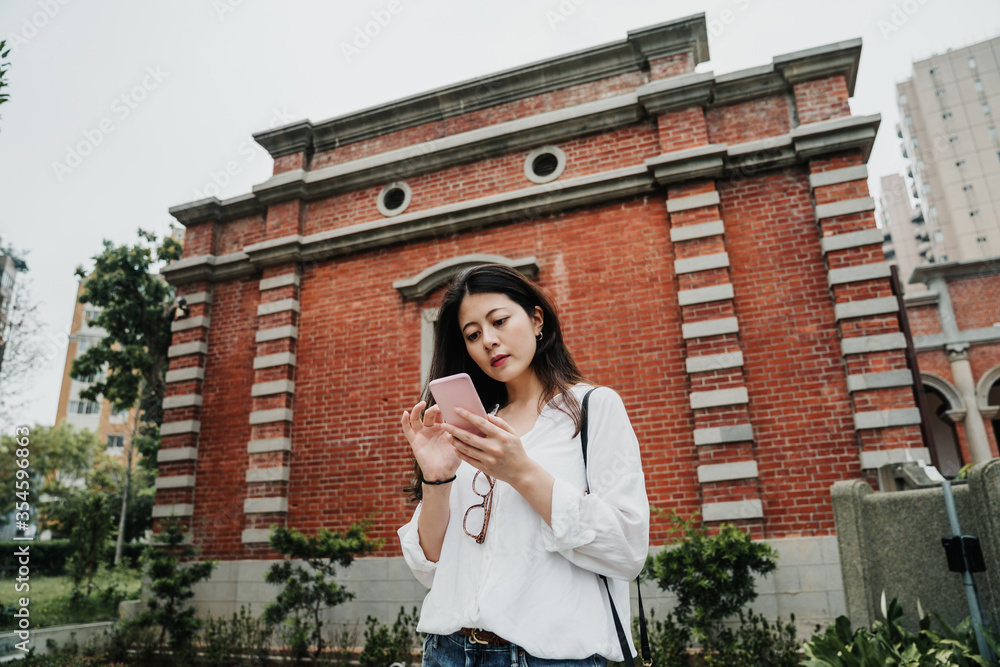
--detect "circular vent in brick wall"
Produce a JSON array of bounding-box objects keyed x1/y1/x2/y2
[
  {"x1": 524, "y1": 145, "x2": 566, "y2": 184},
  {"x1": 377, "y1": 182, "x2": 412, "y2": 217}
]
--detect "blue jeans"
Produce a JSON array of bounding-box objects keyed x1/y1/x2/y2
[{"x1": 422, "y1": 631, "x2": 608, "y2": 667}]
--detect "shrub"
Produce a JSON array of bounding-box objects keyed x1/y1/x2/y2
[
  {"x1": 803, "y1": 597, "x2": 999, "y2": 667},
  {"x1": 263, "y1": 522, "x2": 381, "y2": 662},
  {"x1": 358, "y1": 606, "x2": 420, "y2": 667},
  {"x1": 0, "y1": 540, "x2": 72, "y2": 575},
  {"x1": 201, "y1": 605, "x2": 274, "y2": 667}
]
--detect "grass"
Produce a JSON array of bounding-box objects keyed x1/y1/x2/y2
[{"x1": 0, "y1": 566, "x2": 142, "y2": 630}]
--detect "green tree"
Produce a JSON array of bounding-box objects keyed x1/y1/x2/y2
[
  {"x1": 137, "y1": 519, "x2": 217, "y2": 662},
  {"x1": 264, "y1": 523, "x2": 382, "y2": 661},
  {"x1": 66, "y1": 492, "x2": 116, "y2": 599},
  {"x1": 71, "y1": 228, "x2": 183, "y2": 427},
  {"x1": 0, "y1": 242, "x2": 42, "y2": 429},
  {"x1": 0, "y1": 422, "x2": 102, "y2": 533}
]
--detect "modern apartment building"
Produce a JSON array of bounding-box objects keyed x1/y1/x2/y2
[
  {"x1": 878, "y1": 173, "x2": 928, "y2": 292},
  {"x1": 54, "y1": 280, "x2": 139, "y2": 457},
  {"x1": 894, "y1": 36, "x2": 1000, "y2": 268}
]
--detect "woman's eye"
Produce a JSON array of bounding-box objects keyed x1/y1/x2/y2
[
  {"x1": 467, "y1": 331, "x2": 480, "y2": 342},
  {"x1": 494, "y1": 317, "x2": 508, "y2": 327}
]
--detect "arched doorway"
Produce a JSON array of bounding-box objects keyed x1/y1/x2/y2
[{"x1": 920, "y1": 374, "x2": 964, "y2": 478}]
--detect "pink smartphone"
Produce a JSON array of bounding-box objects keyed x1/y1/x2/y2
[{"x1": 428, "y1": 373, "x2": 490, "y2": 436}]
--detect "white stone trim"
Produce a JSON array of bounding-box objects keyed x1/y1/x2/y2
[
  {"x1": 181, "y1": 291, "x2": 212, "y2": 305},
  {"x1": 171, "y1": 316, "x2": 211, "y2": 332},
  {"x1": 814, "y1": 196, "x2": 875, "y2": 220},
  {"x1": 247, "y1": 437, "x2": 292, "y2": 453},
  {"x1": 666, "y1": 191, "x2": 720, "y2": 213},
  {"x1": 152, "y1": 503, "x2": 194, "y2": 518},
  {"x1": 834, "y1": 297, "x2": 899, "y2": 321},
  {"x1": 690, "y1": 387, "x2": 749, "y2": 409},
  {"x1": 155, "y1": 475, "x2": 196, "y2": 489},
  {"x1": 670, "y1": 219, "x2": 724, "y2": 242},
  {"x1": 702, "y1": 499, "x2": 763, "y2": 521},
  {"x1": 820, "y1": 229, "x2": 884, "y2": 254},
  {"x1": 694, "y1": 424, "x2": 754, "y2": 445},
  {"x1": 259, "y1": 273, "x2": 300, "y2": 291},
  {"x1": 157, "y1": 447, "x2": 198, "y2": 462},
  {"x1": 841, "y1": 333, "x2": 907, "y2": 355},
  {"x1": 252, "y1": 380, "x2": 295, "y2": 397},
  {"x1": 682, "y1": 317, "x2": 739, "y2": 340},
  {"x1": 242, "y1": 529, "x2": 272, "y2": 544},
  {"x1": 828, "y1": 262, "x2": 891, "y2": 286},
  {"x1": 162, "y1": 394, "x2": 203, "y2": 409},
  {"x1": 678, "y1": 283, "x2": 734, "y2": 306},
  {"x1": 161, "y1": 420, "x2": 201, "y2": 436},
  {"x1": 675, "y1": 252, "x2": 730, "y2": 275},
  {"x1": 853, "y1": 408, "x2": 922, "y2": 430},
  {"x1": 697, "y1": 461, "x2": 759, "y2": 483},
  {"x1": 846, "y1": 370, "x2": 914, "y2": 392},
  {"x1": 808, "y1": 164, "x2": 868, "y2": 189},
  {"x1": 859, "y1": 447, "x2": 931, "y2": 469},
  {"x1": 686, "y1": 351, "x2": 744, "y2": 374},
  {"x1": 257, "y1": 299, "x2": 300, "y2": 317},
  {"x1": 244, "y1": 497, "x2": 288, "y2": 514},
  {"x1": 166, "y1": 367, "x2": 205, "y2": 384},
  {"x1": 249, "y1": 408, "x2": 293, "y2": 425},
  {"x1": 246, "y1": 467, "x2": 291, "y2": 483},
  {"x1": 524, "y1": 145, "x2": 567, "y2": 184},
  {"x1": 256, "y1": 325, "x2": 299, "y2": 343},
  {"x1": 168, "y1": 342, "x2": 208, "y2": 358},
  {"x1": 253, "y1": 353, "x2": 296, "y2": 369}
]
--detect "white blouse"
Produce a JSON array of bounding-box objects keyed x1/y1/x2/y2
[{"x1": 397, "y1": 385, "x2": 649, "y2": 661}]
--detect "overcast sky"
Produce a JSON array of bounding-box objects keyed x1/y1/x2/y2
[{"x1": 2, "y1": 0, "x2": 998, "y2": 431}]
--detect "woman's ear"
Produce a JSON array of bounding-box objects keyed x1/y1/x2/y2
[{"x1": 533, "y1": 306, "x2": 544, "y2": 332}]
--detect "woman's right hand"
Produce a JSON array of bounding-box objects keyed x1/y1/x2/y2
[{"x1": 401, "y1": 401, "x2": 460, "y2": 483}]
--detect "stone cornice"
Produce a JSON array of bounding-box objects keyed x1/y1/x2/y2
[
  {"x1": 162, "y1": 166, "x2": 654, "y2": 285},
  {"x1": 772, "y1": 38, "x2": 862, "y2": 96},
  {"x1": 253, "y1": 14, "x2": 709, "y2": 158},
  {"x1": 910, "y1": 257, "x2": 1000, "y2": 284},
  {"x1": 168, "y1": 193, "x2": 265, "y2": 226},
  {"x1": 791, "y1": 113, "x2": 881, "y2": 163}
]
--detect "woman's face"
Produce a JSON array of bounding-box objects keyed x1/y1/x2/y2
[{"x1": 457, "y1": 291, "x2": 543, "y2": 385}]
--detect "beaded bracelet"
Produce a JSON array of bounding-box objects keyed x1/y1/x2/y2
[{"x1": 423, "y1": 475, "x2": 457, "y2": 485}]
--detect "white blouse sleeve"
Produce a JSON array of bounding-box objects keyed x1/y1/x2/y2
[
  {"x1": 397, "y1": 501, "x2": 437, "y2": 588},
  {"x1": 540, "y1": 388, "x2": 649, "y2": 581}
]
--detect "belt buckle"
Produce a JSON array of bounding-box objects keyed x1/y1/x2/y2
[{"x1": 469, "y1": 628, "x2": 489, "y2": 645}]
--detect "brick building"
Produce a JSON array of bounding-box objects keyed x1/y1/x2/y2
[
  {"x1": 156, "y1": 14, "x2": 975, "y2": 628},
  {"x1": 905, "y1": 259, "x2": 1000, "y2": 477}
]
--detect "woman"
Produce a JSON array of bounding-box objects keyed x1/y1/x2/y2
[{"x1": 397, "y1": 264, "x2": 648, "y2": 667}]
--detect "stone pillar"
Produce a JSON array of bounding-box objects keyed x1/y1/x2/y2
[
  {"x1": 810, "y1": 155, "x2": 926, "y2": 471},
  {"x1": 156, "y1": 286, "x2": 213, "y2": 533},
  {"x1": 241, "y1": 267, "x2": 300, "y2": 552}
]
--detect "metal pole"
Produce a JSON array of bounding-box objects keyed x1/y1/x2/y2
[{"x1": 941, "y1": 481, "x2": 994, "y2": 662}]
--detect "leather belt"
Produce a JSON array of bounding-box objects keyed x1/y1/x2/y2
[{"x1": 458, "y1": 628, "x2": 510, "y2": 646}]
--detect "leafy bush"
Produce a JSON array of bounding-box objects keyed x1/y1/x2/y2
[
  {"x1": 358, "y1": 606, "x2": 420, "y2": 667},
  {"x1": 803, "y1": 597, "x2": 999, "y2": 667},
  {"x1": 263, "y1": 522, "x2": 381, "y2": 662},
  {"x1": 201, "y1": 605, "x2": 274, "y2": 667},
  {"x1": 643, "y1": 512, "x2": 800, "y2": 665},
  {"x1": 0, "y1": 539, "x2": 73, "y2": 575}
]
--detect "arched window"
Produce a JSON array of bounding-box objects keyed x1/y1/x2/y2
[
  {"x1": 975, "y1": 365, "x2": 1000, "y2": 451},
  {"x1": 920, "y1": 374, "x2": 964, "y2": 478}
]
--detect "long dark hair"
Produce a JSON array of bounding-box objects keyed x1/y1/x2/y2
[{"x1": 405, "y1": 264, "x2": 586, "y2": 501}]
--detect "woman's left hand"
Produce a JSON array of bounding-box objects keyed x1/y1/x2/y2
[{"x1": 441, "y1": 408, "x2": 530, "y2": 484}]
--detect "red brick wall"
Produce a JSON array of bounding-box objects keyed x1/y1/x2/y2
[
  {"x1": 793, "y1": 76, "x2": 851, "y2": 125},
  {"x1": 907, "y1": 304, "x2": 942, "y2": 337},
  {"x1": 705, "y1": 94, "x2": 795, "y2": 146},
  {"x1": 306, "y1": 71, "x2": 651, "y2": 172},
  {"x1": 721, "y1": 168, "x2": 859, "y2": 537},
  {"x1": 302, "y1": 122, "x2": 660, "y2": 236},
  {"x1": 950, "y1": 276, "x2": 1000, "y2": 331}
]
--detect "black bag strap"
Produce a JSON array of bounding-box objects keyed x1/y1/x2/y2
[{"x1": 580, "y1": 388, "x2": 651, "y2": 667}]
